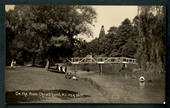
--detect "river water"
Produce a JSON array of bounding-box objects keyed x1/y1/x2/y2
[{"x1": 71, "y1": 64, "x2": 165, "y2": 104}]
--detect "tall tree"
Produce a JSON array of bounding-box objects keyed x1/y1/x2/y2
[
  {"x1": 135, "y1": 6, "x2": 166, "y2": 79},
  {"x1": 110, "y1": 18, "x2": 135, "y2": 57}
]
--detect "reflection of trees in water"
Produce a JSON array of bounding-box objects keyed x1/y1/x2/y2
[{"x1": 139, "y1": 82, "x2": 145, "y2": 89}]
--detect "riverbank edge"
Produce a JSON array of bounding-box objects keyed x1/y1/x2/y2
[{"x1": 80, "y1": 76, "x2": 114, "y2": 103}]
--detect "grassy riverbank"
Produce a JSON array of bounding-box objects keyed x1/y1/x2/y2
[{"x1": 5, "y1": 66, "x2": 108, "y2": 103}]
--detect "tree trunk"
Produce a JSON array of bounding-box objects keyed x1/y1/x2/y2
[
  {"x1": 45, "y1": 57, "x2": 50, "y2": 71},
  {"x1": 32, "y1": 53, "x2": 36, "y2": 66}
]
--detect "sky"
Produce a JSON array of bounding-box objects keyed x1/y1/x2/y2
[
  {"x1": 5, "y1": 5, "x2": 15, "y2": 11},
  {"x1": 5, "y1": 5, "x2": 138, "y2": 41},
  {"x1": 90, "y1": 6, "x2": 138, "y2": 40}
]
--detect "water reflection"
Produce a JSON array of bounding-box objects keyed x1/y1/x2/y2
[
  {"x1": 78, "y1": 68, "x2": 165, "y2": 103},
  {"x1": 139, "y1": 82, "x2": 145, "y2": 89}
]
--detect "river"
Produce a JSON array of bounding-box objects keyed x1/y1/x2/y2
[{"x1": 68, "y1": 64, "x2": 165, "y2": 103}]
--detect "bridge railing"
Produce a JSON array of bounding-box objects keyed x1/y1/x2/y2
[{"x1": 68, "y1": 56, "x2": 137, "y2": 64}]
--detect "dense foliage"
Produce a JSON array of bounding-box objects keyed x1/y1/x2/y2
[
  {"x1": 87, "y1": 18, "x2": 138, "y2": 58},
  {"x1": 135, "y1": 6, "x2": 166, "y2": 79},
  {"x1": 6, "y1": 5, "x2": 96, "y2": 66}
]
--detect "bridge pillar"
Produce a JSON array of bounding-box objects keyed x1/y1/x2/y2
[
  {"x1": 125, "y1": 64, "x2": 127, "y2": 68},
  {"x1": 99, "y1": 64, "x2": 103, "y2": 75},
  {"x1": 74, "y1": 64, "x2": 77, "y2": 75}
]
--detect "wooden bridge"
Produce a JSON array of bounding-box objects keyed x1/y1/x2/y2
[{"x1": 67, "y1": 55, "x2": 137, "y2": 65}]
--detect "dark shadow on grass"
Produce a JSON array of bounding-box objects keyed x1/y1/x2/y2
[
  {"x1": 48, "y1": 68, "x2": 65, "y2": 74},
  {"x1": 6, "y1": 89, "x2": 91, "y2": 104}
]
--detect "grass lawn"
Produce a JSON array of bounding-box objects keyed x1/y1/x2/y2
[{"x1": 5, "y1": 66, "x2": 108, "y2": 103}]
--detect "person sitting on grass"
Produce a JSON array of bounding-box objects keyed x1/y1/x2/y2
[
  {"x1": 72, "y1": 75, "x2": 78, "y2": 80},
  {"x1": 56, "y1": 64, "x2": 59, "y2": 71},
  {"x1": 65, "y1": 72, "x2": 72, "y2": 79},
  {"x1": 62, "y1": 66, "x2": 65, "y2": 73},
  {"x1": 10, "y1": 59, "x2": 16, "y2": 69},
  {"x1": 58, "y1": 65, "x2": 61, "y2": 72}
]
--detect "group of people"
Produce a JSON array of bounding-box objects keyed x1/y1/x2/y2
[
  {"x1": 56, "y1": 64, "x2": 67, "y2": 73},
  {"x1": 55, "y1": 64, "x2": 78, "y2": 80}
]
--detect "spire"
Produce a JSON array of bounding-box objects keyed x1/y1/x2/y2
[{"x1": 99, "y1": 25, "x2": 105, "y2": 38}]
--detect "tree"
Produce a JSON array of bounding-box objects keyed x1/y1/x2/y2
[
  {"x1": 6, "y1": 25, "x2": 16, "y2": 65},
  {"x1": 109, "y1": 18, "x2": 136, "y2": 57},
  {"x1": 88, "y1": 38, "x2": 100, "y2": 56},
  {"x1": 135, "y1": 6, "x2": 166, "y2": 80},
  {"x1": 73, "y1": 39, "x2": 89, "y2": 57},
  {"x1": 87, "y1": 19, "x2": 138, "y2": 58},
  {"x1": 121, "y1": 39, "x2": 137, "y2": 58},
  {"x1": 6, "y1": 5, "x2": 97, "y2": 66},
  {"x1": 107, "y1": 26, "x2": 117, "y2": 35}
]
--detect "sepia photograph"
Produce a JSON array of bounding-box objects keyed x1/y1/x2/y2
[{"x1": 5, "y1": 5, "x2": 166, "y2": 104}]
